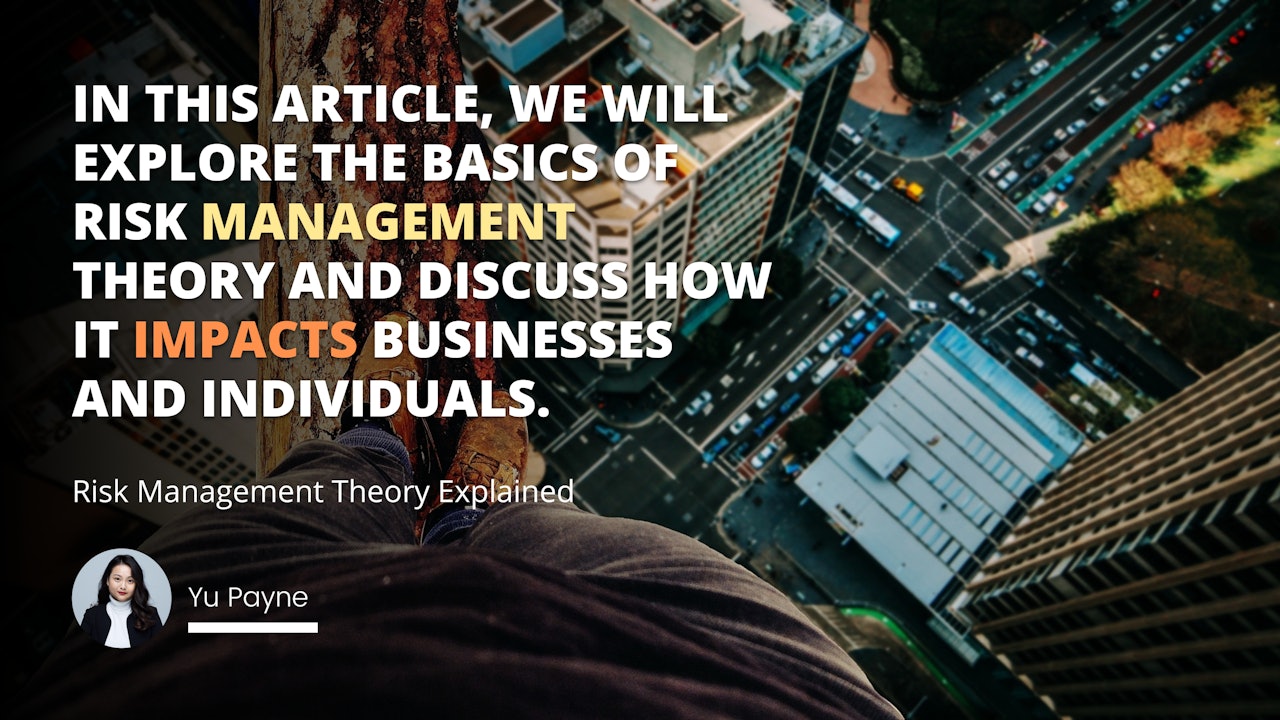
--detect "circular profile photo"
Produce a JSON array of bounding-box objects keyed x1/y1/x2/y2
[{"x1": 71, "y1": 549, "x2": 173, "y2": 649}]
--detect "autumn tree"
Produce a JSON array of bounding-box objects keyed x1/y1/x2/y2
[
  {"x1": 1110, "y1": 159, "x2": 1175, "y2": 212},
  {"x1": 1150, "y1": 122, "x2": 1213, "y2": 174},
  {"x1": 1233, "y1": 83, "x2": 1279, "y2": 131},
  {"x1": 1188, "y1": 101, "x2": 1245, "y2": 141}
]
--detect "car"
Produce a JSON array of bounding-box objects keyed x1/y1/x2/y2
[
  {"x1": 1015, "y1": 346, "x2": 1046, "y2": 370},
  {"x1": 1211, "y1": 0, "x2": 1229, "y2": 12},
  {"x1": 948, "y1": 291, "x2": 977, "y2": 315},
  {"x1": 786, "y1": 356, "x2": 815, "y2": 382},
  {"x1": 1033, "y1": 306, "x2": 1064, "y2": 332},
  {"x1": 977, "y1": 248, "x2": 1006, "y2": 269},
  {"x1": 1090, "y1": 353, "x2": 1120, "y2": 380},
  {"x1": 1021, "y1": 267, "x2": 1045, "y2": 288},
  {"x1": 593, "y1": 423, "x2": 623, "y2": 444},
  {"x1": 780, "y1": 453, "x2": 804, "y2": 479},
  {"x1": 854, "y1": 168, "x2": 883, "y2": 192},
  {"x1": 1149, "y1": 44, "x2": 1173, "y2": 62},
  {"x1": 1189, "y1": 63, "x2": 1207, "y2": 80},
  {"x1": 1135, "y1": 118, "x2": 1157, "y2": 140},
  {"x1": 1041, "y1": 131, "x2": 1066, "y2": 153},
  {"x1": 1089, "y1": 95, "x2": 1110, "y2": 112},
  {"x1": 1054, "y1": 174, "x2": 1076, "y2": 193},
  {"x1": 1027, "y1": 170, "x2": 1049, "y2": 188},
  {"x1": 1021, "y1": 152, "x2": 1045, "y2": 171},
  {"x1": 701, "y1": 437, "x2": 730, "y2": 464},
  {"x1": 817, "y1": 328, "x2": 845, "y2": 354},
  {"x1": 840, "y1": 331, "x2": 869, "y2": 357},
  {"x1": 843, "y1": 307, "x2": 868, "y2": 329},
  {"x1": 1152, "y1": 93, "x2": 1173, "y2": 110},
  {"x1": 755, "y1": 387, "x2": 779, "y2": 411},
  {"x1": 778, "y1": 392, "x2": 802, "y2": 415},
  {"x1": 1066, "y1": 118, "x2": 1087, "y2": 135},
  {"x1": 1014, "y1": 310, "x2": 1038, "y2": 328},
  {"x1": 729, "y1": 412, "x2": 754, "y2": 435},
  {"x1": 935, "y1": 261, "x2": 967, "y2": 286},
  {"x1": 1130, "y1": 62, "x2": 1151, "y2": 80},
  {"x1": 874, "y1": 332, "x2": 896, "y2": 350},
  {"x1": 1031, "y1": 191, "x2": 1059, "y2": 216},
  {"x1": 1029, "y1": 59, "x2": 1050, "y2": 77},
  {"x1": 985, "y1": 91, "x2": 1009, "y2": 110},
  {"x1": 1170, "y1": 76, "x2": 1193, "y2": 95},
  {"x1": 997, "y1": 169, "x2": 1021, "y2": 191},
  {"x1": 684, "y1": 390, "x2": 713, "y2": 416},
  {"x1": 1110, "y1": 0, "x2": 1130, "y2": 13},
  {"x1": 866, "y1": 287, "x2": 889, "y2": 306},
  {"x1": 824, "y1": 287, "x2": 849, "y2": 309},
  {"x1": 1015, "y1": 327, "x2": 1039, "y2": 347},
  {"x1": 837, "y1": 123, "x2": 864, "y2": 145},
  {"x1": 1228, "y1": 27, "x2": 1247, "y2": 45},
  {"x1": 1175, "y1": 25, "x2": 1195, "y2": 43},
  {"x1": 728, "y1": 441, "x2": 752, "y2": 462},
  {"x1": 1006, "y1": 77, "x2": 1028, "y2": 95},
  {"x1": 753, "y1": 414, "x2": 778, "y2": 438},
  {"x1": 1050, "y1": 340, "x2": 1088, "y2": 362},
  {"x1": 908, "y1": 298, "x2": 939, "y2": 314},
  {"x1": 750, "y1": 440, "x2": 782, "y2": 470},
  {"x1": 986, "y1": 159, "x2": 1012, "y2": 181}
]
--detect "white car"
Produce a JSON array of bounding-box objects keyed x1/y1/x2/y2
[
  {"x1": 908, "y1": 299, "x2": 939, "y2": 314},
  {"x1": 729, "y1": 412, "x2": 754, "y2": 435},
  {"x1": 684, "y1": 390, "x2": 713, "y2": 417},
  {"x1": 1029, "y1": 59, "x2": 1050, "y2": 77},
  {"x1": 1033, "y1": 307, "x2": 1065, "y2": 332},
  {"x1": 948, "y1": 291, "x2": 977, "y2": 315},
  {"x1": 1111, "y1": 0, "x2": 1130, "y2": 13},
  {"x1": 837, "y1": 123, "x2": 864, "y2": 145},
  {"x1": 1015, "y1": 327, "x2": 1039, "y2": 347},
  {"x1": 1211, "y1": 0, "x2": 1230, "y2": 12},
  {"x1": 1066, "y1": 118, "x2": 1087, "y2": 135},
  {"x1": 843, "y1": 308, "x2": 869, "y2": 329},
  {"x1": 1130, "y1": 63, "x2": 1151, "y2": 80},
  {"x1": 1015, "y1": 346, "x2": 1045, "y2": 370},
  {"x1": 987, "y1": 159, "x2": 1012, "y2": 181},
  {"x1": 786, "y1": 356, "x2": 815, "y2": 382},
  {"x1": 997, "y1": 169, "x2": 1021, "y2": 191},
  {"x1": 1031, "y1": 191, "x2": 1059, "y2": 216},
  {"x1": 1150, "y1": 44, "x2": 1173, "y2": 62},
  {"x1": 755, "y1": 387, "x2": 779, "y2": 411},
  {"x1": 854, "y1": 168, "x2": 883, "y2": 192},
  {"x1": 751, "y1": 440, "x2": 782, "y2": 470},
  {"x1": 817, "y1": 329, "x2": 845, "y2": 354},
  {"x1": 1170, "y1": 76, "x2": 1193, "y2": 95}
]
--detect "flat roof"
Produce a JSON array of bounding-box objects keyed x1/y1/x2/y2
[{"x1": 796, "y1": 323, "x2": 1084, "y2": 607}]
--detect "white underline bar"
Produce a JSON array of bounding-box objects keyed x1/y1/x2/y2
[{"x1": 188, "y1": 622, "x2": 318, "y2": 634}]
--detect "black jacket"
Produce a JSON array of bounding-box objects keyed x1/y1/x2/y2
[{"x1": 80, "y1": 603, "x2": 162, "y2": 648}]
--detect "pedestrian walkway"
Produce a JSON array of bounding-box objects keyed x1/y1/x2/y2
[{"x1": 847, "y1": 0, "x2": 911, "y2": 117}]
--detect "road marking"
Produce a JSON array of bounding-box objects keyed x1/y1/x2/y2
[{"x1": 641, "y1": 446, "x2": 676, "y2": 480}]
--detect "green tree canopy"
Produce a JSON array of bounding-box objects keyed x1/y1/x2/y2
[
  {"x1": 820, "y1": 377, "x2": 867, "y2": 428},
  {"x1": 785, "y1": 415, "x2": 831, "y2": 457}
]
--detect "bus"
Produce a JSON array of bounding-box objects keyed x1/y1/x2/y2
[{"x1": 817, "y1": 173, "x2": 901, "y2": 248}]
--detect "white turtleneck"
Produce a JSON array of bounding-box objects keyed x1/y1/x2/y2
[{"x1": 104, "y1": 598, "x2": 132, "y2": 649}]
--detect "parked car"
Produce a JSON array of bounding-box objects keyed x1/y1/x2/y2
[
  {"x1": 1006, "y1": 77, "x2": 1028, "y2": 95},
  {"x1": 1175, "y1": 25, "x2": 1195, "y2": 43},
  {"x1": 844, "y1": 307, "x2": 868, "y2": 329},
  {"x1": 1130, "y1": 62, "x2": 1151, "y2": 80},
  {"x1": 1152, "y1": 93, "x2": 1173, "y2": 110},
  {"x1": 1031, "y1": 191, "x2": 1059, "y2": 216},
  {"x1": 1089, "y1": 95, "x2": 1110, "y2": 112},
  {"x1": 1015, "y1": 327, "x2": 1039, "y2": 347},
  {"x1": 593, "y1": 423, "x2": 623, "y2": 444},
  {"x1": 1029, "y1": 59, "x2": 1050, "y2": 77},
  {"x1": 1111, "y1": 0, "x2": 1130, "y2": 14},
  {"x1": 854, "y1": 168, "x2": 883, "y2": 192},
  {"x1": 1027, "y1": 170, "x2": 1049, "y2": 188},
  {"x1": 985, "y1": 91, "x2": 1009, "y2": 109},
  {"x1": 1054, "y1": 174, "x2": 1076, "y2": 193},
  {"x1": 729, "y1": 412, "x2": 753, "y2": 436},
  {"x1": 817, "y1": 328, "x2": 845, "y2": 354},
  {"x1": 778, "y1": 392, "x2": 803, "y2": 415},
  {"x1": 866, "y1": 287, "x2": 889, "y2": 306},
  {"x1": 837, "y1": 123, "x2": 864, "y2": 145},
  {"x1": 1170, "y1": 76, "x2": 1194, "y2": 95},
  {"x1": 1015, "y1": 346, "x2": 1046, "y2": 370},
  {"x1": 1014, "y1": 310, "x2": 1038, "y2": 328},
  {"x1": 702, "y1": 437, "x2": 730, "y2": 464},
  {"x1": 786, "y1": 356, "x2": 815, "y2": 382},
  {"x1": 1021, "y1": 267, "x2": 1045, "y2": 288},
  {"x1": 1041, "y1": 128, "x2": 1069, "y2": 152},
  {"x1": 1150, "y1": 43, "x2": 1173, "y2": 62},
  {"x1": 684, "y1": 390, "x2": 713, "y2": 416},
  {"x1": 948, "y1": 291, "x2": 977, "y2": 315},
  {"x1": 908, "y1": 298, "x2": 939, "y2": 314},
  {"x1": 935, "y1": 261, "x2": 967, "y2": 286},
  {"x1": 1090, "y1": 353, "x2": 1120, "y2": 380},
  {"x1": 1033, "y1": 306, "x2": 1065, "y2": 332},
  {"x1": 753, "y1": 414, "x2": 778, "y2": 439},
  {"x1": 824, "y1": 286, "x2": 850, "y2": 309},
  {"x1": 986, "y1": 158, "x2": 1012, "y2": 180},
  {"x1": 997, "y1": 169, "x2": 1021, "y2": 191},
  {"x1": 1066, "y1": 118, "x2": 1087, "y2": 135},
  {"x1": 1021, "y1": 152, "x2": 1046, "y2": 171},
  {"x1": 750, "y1": 440, "x2": 782, "y2": 470},
  {"x1": 755, "y1": 387, "x2": 779, "y2": 411}
]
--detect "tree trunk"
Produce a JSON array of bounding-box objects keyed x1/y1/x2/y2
[{"x1": 257, "y1": 0, "x2": 492, "y2": 475}]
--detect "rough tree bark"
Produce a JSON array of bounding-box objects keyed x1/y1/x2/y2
[{"x1": 257, "y1": 0, "x2": 493, "y2": 475}]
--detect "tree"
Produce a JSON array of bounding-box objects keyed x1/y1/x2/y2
[
  {"x1": 1188, "y1": 101, "x2": 1245, "y2": 141},
  {"x1": 785, "y1": 415, "x2": 831, "y2": 457},
  {"x1": 1233, "y1": 84, "x2": 1279, "y2": 131},
  {"x1": 692, "y1": 324, "x2": 733, "y2": 364},
  {"x1": 1110, "y1": 159, "x2": 1175, "y2": 212},
  {"x1": 259, "y1": 1, "x2": 495, "y2": 474},
  {"x1": 861, "y1": 347, "x2": 892, "y2": 385},
  {"x1": 820, "y1": 377, "x2": 867, "y2": 427},
  {"x1": 1150, "y1": 122, "x2": 1213, "y2": 174},
  {"x1": 763, "y1": 248, "x2": 804, "y2": 301},
  {"x1": 1174, "y1": 166, "x2": 1209, "y2": 195},
  {"x1": 1211, "y1": 134, "x2": 1251, "y2": 165}
]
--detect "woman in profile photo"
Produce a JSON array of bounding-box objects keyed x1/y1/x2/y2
[{"x1": 80, "y1": 555, "x2": 162, "y2": 649}]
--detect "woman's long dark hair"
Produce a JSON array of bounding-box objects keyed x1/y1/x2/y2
[{"x1": 97, "y1": 554, "x2": 160, "y2": 632}]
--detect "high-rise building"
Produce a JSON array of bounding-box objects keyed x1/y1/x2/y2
[
  {"x1": 459, "y1": 0, "x2": 866, "y2": 373},
  {"x1": 954, "y1": 334, "x2": 1280, "y2": 718}
]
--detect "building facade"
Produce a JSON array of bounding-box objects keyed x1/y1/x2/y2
[
  {"x1": 459, "y1": 0, "x2": 866, "y2": 372},
  {"x1": 955, "y1": 334, "x2": 1280, "y2": 718}
]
